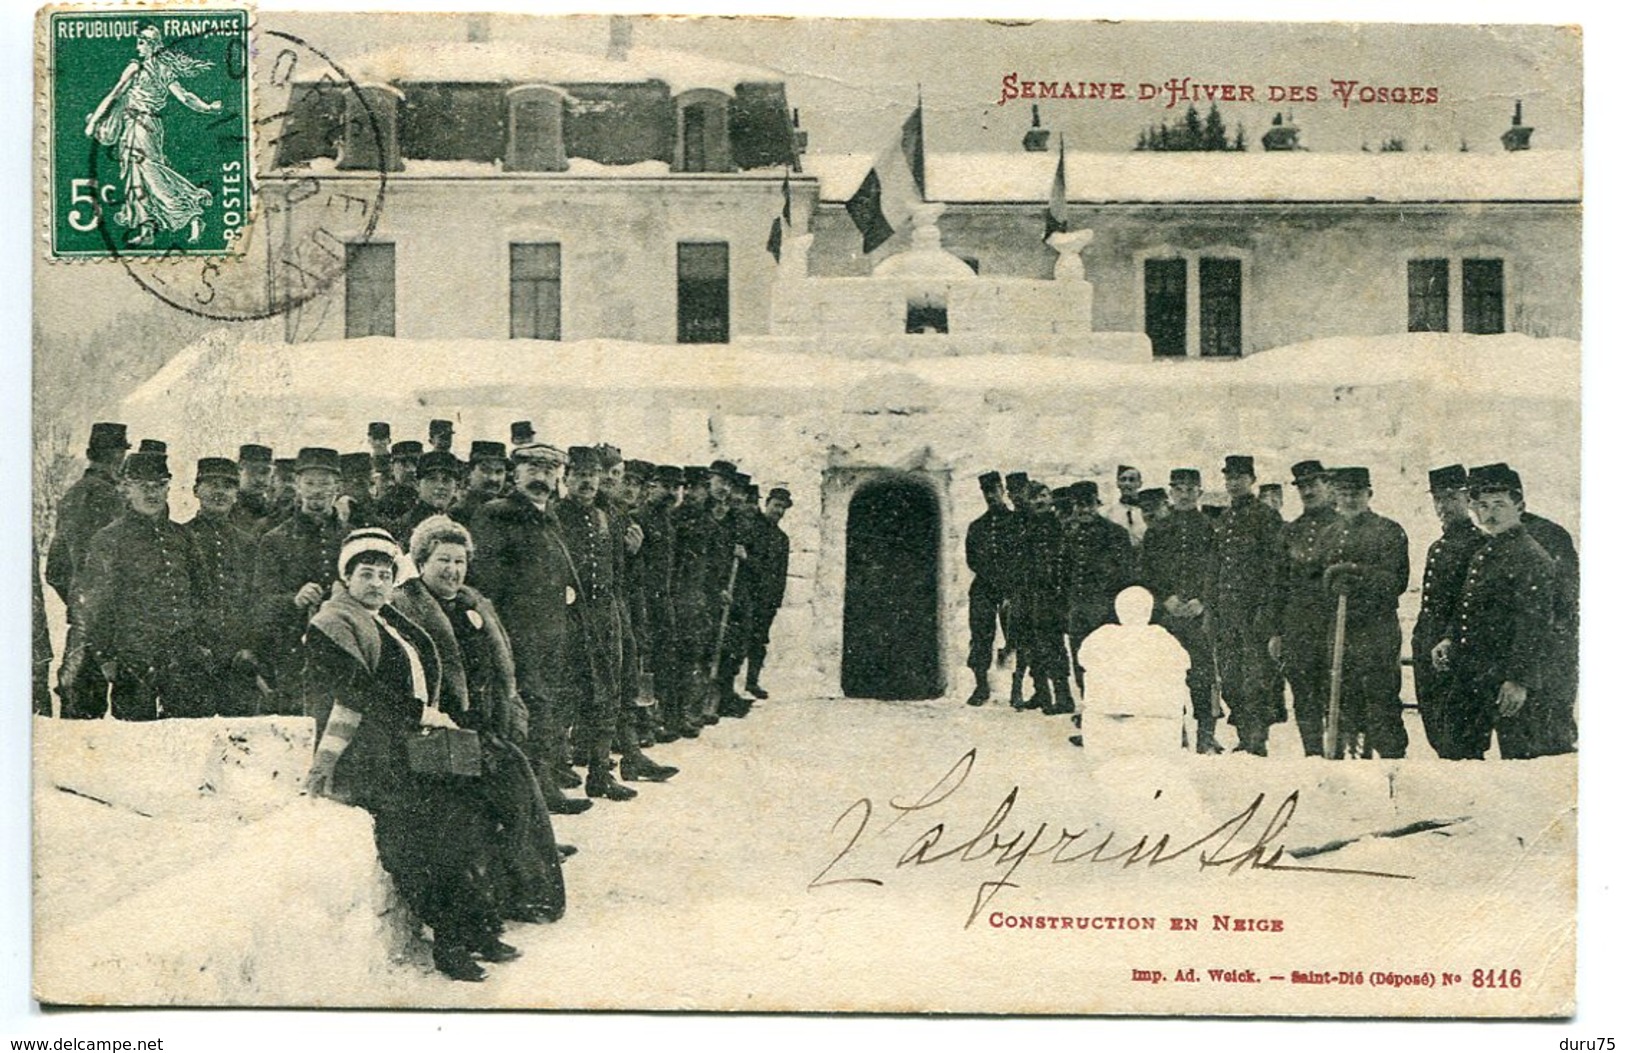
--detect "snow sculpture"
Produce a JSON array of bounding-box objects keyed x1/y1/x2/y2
[
  {"x1": 1047, "y1": 228, "x2": 1094, "y2": 282},
  {"x1": 1074, "y1": 585, "x2": 1190, "y2": 755}
]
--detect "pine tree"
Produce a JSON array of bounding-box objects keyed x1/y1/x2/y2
[{"x1": 1203, "y1": 104, "x2": 1227, "y2": 151}]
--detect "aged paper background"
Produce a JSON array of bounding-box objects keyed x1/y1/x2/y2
[{"x1": 8, "y1": 0, "x2": 1620, "y2": 1045}]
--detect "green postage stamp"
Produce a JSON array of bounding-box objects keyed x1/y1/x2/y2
[{"x1": 46, "y1": 7, "x2": 251, "y2": 258}]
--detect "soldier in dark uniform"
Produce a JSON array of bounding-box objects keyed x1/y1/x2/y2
[
  {"x1": 468, "y1": 443, "x2": 592, "y2": 815},
  {"x1": 1137, "y1": 487, "x2": 1169, "y2": 527},
  {"x1": 230, "y1": 443, "x2": 275, "y2": 533},
  {"x1": 1436, "y1": 464, "x2": 1556, "y2": 760},
  {"x1": 250, "y1": 448, "x2": 346, "y2": 715},
  {"x1": 673, "y1": 463, "x2": 738, "y2": 728},
  {"x1": 374, "y1": 441, "x2": 422, "y2": 520},
  {"x1": 1320, "y1": 467, "x2": 1410, "y2": 758},
  {"x1": 964, "y1": 471, "x2": 1012, "y2": 706},
  {"x1": 715, "y1": 473, "x2": 761, "y2": 717},
  {"x1": 1411, "y1": 465, "x2": 1481, "y2": 758},
  {"x1": 1210, "y1": 455, "x2": 1284, "y2": 756},
  {"x1": 428, "y1": 418, "x2": 455, "y2": 454},
  {"x1": 267, "y1": 457, "x2": 298, "y2": 524},
  {"x1": 391, "y1": 450, "x2": 462, "y2": 542},
  {"x1": 748, "y1": 486, "x2": 793, "y2": 701},
  {"x1": 73, "y1": 450, "x2": 205, "y2": 720},
  {"x1": 1063, "y1": 481, "x2": 1134, "y2": 705},
  {"x1": 553, "y1": 447, "x2": 657, "y2": 798},
  {"x1": 1519, "y1": 493, "x2": 1578, "y2": 756},
  {"x1": 182, "y1": 457, "x2": 261, "y2": 716},
  {"x1": 1002, "y1": 471, "x2": 1042, "y2": 706},
  {"x1": 1141, "y1": 468, "x2": 1221, "y2": 752},
  {"x1": 1274, "y1": 459, "x2": 1340, "y2": 756},
  {"x1": 1258, "y1": 483, "x2": 1284, "y2": 514},
  {"x1": 46, "y1": 422, "x2": 130, "y2": 718},
  {"x1": 1015, "y1": 482, "x2": 1069, "y2": 713},
  {"x1": 334, "y1": 452, "x2": 383, "y2": 530},
  {"x1": 638, "y1": 465, "x2": 688, "y2": 738},
  {"x1": 450, "y1": 441, "x2": 509, "y2": 527},
  {"x1": 366, "y1": 422, "x2": 392, "y2": 482}
]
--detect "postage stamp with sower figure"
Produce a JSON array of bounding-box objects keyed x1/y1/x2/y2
[{"x1": 47, "y1": 7, "x2": 251, "y2": 258}]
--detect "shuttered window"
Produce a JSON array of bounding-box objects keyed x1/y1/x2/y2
[
  {"x1": 1408, "y1": 258, "x2": 1450, "y2": 332},
  {"x1": 510, "y1": 243, "x2": 562, "y2": 340},
  {"x1": 677, "y1": 242, "x2": 729, "y2": 344},
  {"x1": 1144, "y1": 258, "x2": 1187, "y2": 357},
  {"x1": 1198, "y1": 257, "x2": 1242, "y2": 357},
  {"x1": 344, "y1": 243, "x2": 395, "y2": 338},
  {"x1": 1463, "y1": 258, "x2": 1506, "y2": 335}
]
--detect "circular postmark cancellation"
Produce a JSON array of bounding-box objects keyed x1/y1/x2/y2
[{"x1": 68, "y1": 20, "x2": 389, "y2": 324}]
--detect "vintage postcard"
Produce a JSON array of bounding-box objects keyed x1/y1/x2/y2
[{"x1": 28, "y1": 5, "x2": 1583, "y2": 1020}]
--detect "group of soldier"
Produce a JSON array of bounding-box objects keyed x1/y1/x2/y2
[
  {"x1": 964, "y1": 456, "x2": 1578, "y2": 761},
  {"x1": 40, "y1": 419, "x2": 794, "y2": 804}
]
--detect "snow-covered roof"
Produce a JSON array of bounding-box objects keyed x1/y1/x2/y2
[
  {"x1": 318, "y1": 41, "x2": 781, "y2": 95},
  {"x1": 802, "y1": 150, "x2": 1582, "y2": 204}
]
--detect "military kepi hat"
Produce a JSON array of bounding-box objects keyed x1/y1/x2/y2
[
  {"x1": 469, "y1": 441, "x2": 508, "y2": 464},
  {"x1": 238, "y1": 443, "x2": 273, "y2": 464},
  {"x1": 429, "y1": 419, "x2": 454, "y2": 439},
  {"x1": 339, "y1": 452, "x2": 374, "y2": 479},
  {"x1": 708, "y1": 459, "x2": 738, "y2": 479},
  {"x1": 294, "y1": 447, "x2": 341, "y2": 475},
  {"x1": 88, "y1": 422, "x2": 131, "y2": 455},
  {"x1": 1005, "y1": 471, "x2": 1030, "y2": 495},
  {"x1": 138, "y1": 439, "x2": 168, "y2": 454},
  {"x1": 1169, "y1": 468, "x2": 1201, "y2": 486},
  {"x1": 1331, "y1": 466, "x2": 1371, "y2": 489},
  {"x1": 1139, "y1": 487, "x2": 1168, "y2": 505},
  {"x1": 194, "y1": 457, "x2": 239, "y2": 483},
  {"x1": 367, "y1": 422, "x2": 391, "y2": 442},
  {"x1": 1222, "y1": 455, "x2": 1255, "y2": 477},
  {"x1": 510, "y1": 421, "x2": 536, "y2": 446},
  {"x1": 122, "y1": 451, "x2": 170, "y2": 482},
  {"x1": 567, "y1": 446, "x2": 601, "y2": 471},
  {"x1": 768, "y1": 486, "x2": 793, "y2": 507},
  {"x1": 1428, "y1": 464, "x2": 1469, "y2": 493},
  {"x1": 1290, "y1": 460, "x2": 1328, "y2": 486},
  {"x1": 653, "y1": 465, "x2": 685, "y2": 487},
  {"x1": 1074, "y1": 480, "x2": 1101, "y2": 506},
  {"x1": 417, "y1": 451, "x2": 462, "y2": 478},
  {"x1": 978, "y1": 470, "x2": 1002, "y2": 490},
  {"x1": 1468, "y1": 462, "x2": 1523, "y2": 496},
  {"x1": 391, "y1": 441, "x2": 423, "y2": 461}
]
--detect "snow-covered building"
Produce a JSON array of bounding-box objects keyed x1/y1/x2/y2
[{"x1": 176, "y1": 26, "x2": 1581, "y2": 702}]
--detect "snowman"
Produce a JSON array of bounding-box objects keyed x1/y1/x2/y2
[{"x1": 1071, "y1": 586, "x2": 1191, "y2": 756}]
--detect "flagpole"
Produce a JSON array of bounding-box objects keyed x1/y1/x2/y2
[{"x1": 916, "y1": 83, "x2": 926, "y2": 201}]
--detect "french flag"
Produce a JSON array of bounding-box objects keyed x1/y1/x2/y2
[
  {"x1": 1045, "y1": 134, "x2": 1070, "y2": 238},
  {"x1": 845, "y1": 102, "x2": 926, "y2": 254}
]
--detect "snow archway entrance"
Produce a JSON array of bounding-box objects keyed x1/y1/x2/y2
[{"x1": 840, "y1": 473, "x2": 944, "y2": 700}]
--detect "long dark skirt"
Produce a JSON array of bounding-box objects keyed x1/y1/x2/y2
[
  {"x1": 370, "y1": 774, "x2": 505, "y2": 950},
  {"x1": 480, "y1": 737, "x2": 567, "y2": 921}
]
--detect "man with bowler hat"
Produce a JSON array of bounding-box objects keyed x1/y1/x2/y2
[
  {"x1": 47, "y1": 422, "x2": 132, "y2": 717},
  {"x1": 1412, "y1": 465, "x2": 1481, "y2": 757}
]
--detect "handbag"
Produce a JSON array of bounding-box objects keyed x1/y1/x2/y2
[{"x1": 405, "y1": 725, "x2": 482, "y2": 777}]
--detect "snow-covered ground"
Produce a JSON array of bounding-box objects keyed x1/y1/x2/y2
[{"x1": 33, "y1": 679, "x2": 1574, "y2": 1015}]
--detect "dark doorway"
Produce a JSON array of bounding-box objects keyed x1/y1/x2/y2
[
  {"x1": 841, "y1": 476, "x2": 944, "y2": 699},
  {"x1": 1144, "y1": 257, "x2": 1188, "y2": 357}
]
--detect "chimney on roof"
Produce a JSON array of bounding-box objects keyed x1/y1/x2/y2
[
  {"x1": 1261, "y1": 111, "x2": 1302, "y2": 152},
  {"x1": 1023, "y1": 104, "x2": 1051, "y2": 153},
  {"x1": 466, "y1": 14, "x2": 490, "y2": 43},
  {"x1": 1501, "y1": 99, "x2": 1534, "y2": 152},
  {"x1": 792, "y1": 108, "x2": 809, "y2": 155},
  {"x1": 608, "y1": 15, "x2": 633, "y2": 60}
]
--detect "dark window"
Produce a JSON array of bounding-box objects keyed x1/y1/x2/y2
[
  {"x1": 510, "y1": 243, "x2": 561, "y2": 340},
  {"x1": 345, "y1": 243, "x2": 395, "y2": 338},
  {"x1": 1463, "y1": 258, "x2": 1506, "y2": 335},
  {"x1": 677, "y1": 242, "x2": 729, "y2": 344},
  {"x1": 906, "y1": 299, "x2": 948, "y2": 334},
  {"x1": 1199, "y1": 257, "x2": 1243, "y2": 357},
  {"x1": 1408, "y1": 259, "x2": 1450, "y2": 333},
  {"x1": 1144, "y1": 258, "x2": 1188, "y2": 357},
  {"x1": 506, "y1": 88, "x2": 566, "y2": 172},
  {"x1": 682, "y1": 105, "x2": 708, "y2": 172}
]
